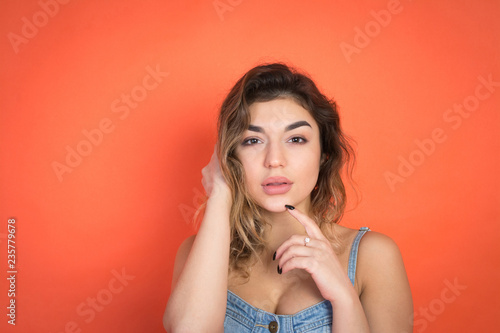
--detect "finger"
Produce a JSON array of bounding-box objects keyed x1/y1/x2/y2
[
  {"x1": 275, "y1": 234, "x2": 323, "y2": 261},
  {"x1": 213, "y1": 145, "x2": 222, "y2": 168},
  {"x1": 280, "y1": 256, "x2": 316, "y2": 275},
  {"x1": 276, "y1": 234, "x2": 309, "y2": 260},
  {"x1": 210, "y1": 146, "x2": 224, "y2": 177},
  {"x1": 278, "y1": 242, "x2": 316, "y2": 267},
  {"x1": 285, "y1": 205, "x2": 325, "y2": 240}
]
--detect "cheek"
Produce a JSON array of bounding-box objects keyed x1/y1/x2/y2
[
  {"x1": 238, "y1": 156, "x2": 259, "y2": 187},
  {"x1": 295, "y1": 146, "x2": 321, "y2": 185},
  {"x1": 298, "y1": 159, "x2": 321, "y2": 186}
]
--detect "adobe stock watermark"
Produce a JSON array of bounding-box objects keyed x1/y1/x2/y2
[
  {"x1": 339, "y1": 0, "x2": 405, "y2": 64},
  {"x1": 402, "y1": 277, "x2": 467, "y2": 333},
  {"x1": 7, "y1": 0, "x2": 72, "y2": 54},
  {"x1": 51, "y1": 64, "x2": 169, "y2": 182},
  {"x1": 50, "y1": 267, "x2": 135, "y2": 333},
  {"x1": 213, "y1": 0, "x2": 244, "y2": 21},
  {"x1": 178, "y1": 187, "x2": 206, "y2": 226},
  {"x1": 384, "y1": 74, "x2": 499, "y2": 192}
]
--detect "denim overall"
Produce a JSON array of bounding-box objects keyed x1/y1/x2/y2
[{"x1": 224, "y1": 227, "x2": 370, "y2": 332}]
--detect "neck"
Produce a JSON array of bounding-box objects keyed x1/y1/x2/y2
[{"x1": 261, "y1": 201, "x2": 312, "y2": 253}]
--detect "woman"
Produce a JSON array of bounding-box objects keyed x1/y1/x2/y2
[{"x1": 163, "y1": 63, "x2": 413, "y2": 332}]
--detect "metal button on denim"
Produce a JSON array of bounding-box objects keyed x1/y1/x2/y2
[{"x1": 268, "y1": 321, "x2": 278, "y2": 333}]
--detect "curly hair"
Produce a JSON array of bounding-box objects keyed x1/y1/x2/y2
[{"x1": 216, "y1": 63, "x2": 355, "y2": 278}]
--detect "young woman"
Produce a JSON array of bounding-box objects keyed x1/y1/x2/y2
[{"x1": 163, "y1": 63, "x2": 413, "y2": 332}]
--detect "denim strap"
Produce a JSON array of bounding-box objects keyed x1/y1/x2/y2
[{"x1": 347, "y1": 227, "x2": 370, "y2": 286}]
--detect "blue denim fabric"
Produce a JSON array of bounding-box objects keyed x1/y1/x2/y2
[
  {"x1": 224, "y1": 227, "x2": 370, "y2": 332},
  {"x1": 348, "y1": 227, "x2": 370, "y2": 286}
]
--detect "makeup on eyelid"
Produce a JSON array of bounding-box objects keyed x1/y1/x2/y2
[
  {"x1": 241, "y1": 136, "x2": 308, "y2": 146},
  {"x1": 235, "y1": 98, "x2": 321, "y2": 212}
]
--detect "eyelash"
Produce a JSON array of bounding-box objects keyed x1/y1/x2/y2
[
  {"x1": 242, "y1": 138, "x2": 262, "y2": 145},
  {"x1": 288, "y1": 137, "x2": 307, "y2": 144},
  {"x1": 241, "y1": 136, "x2": 307, "y2": 145}
]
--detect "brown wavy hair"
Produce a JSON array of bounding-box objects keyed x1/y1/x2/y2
[{"x1": 216, "y1": 63, "x2": 355, "y2": 277}]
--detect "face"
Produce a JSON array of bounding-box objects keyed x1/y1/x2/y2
[{"x1": 235, "y1": 98, "x2": 322, "y2": 214}]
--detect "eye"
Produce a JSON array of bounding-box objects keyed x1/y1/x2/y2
[
  {"x1": 288, "y1": 137, "x2": 307, "y2": 144},
  {"x1": 242, "y1": 137, "x2": 262, "y2": 145}
]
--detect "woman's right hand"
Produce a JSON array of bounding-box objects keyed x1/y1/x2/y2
[{"x1": 201, "y1": 146, "x2": 231, "y2": 203}]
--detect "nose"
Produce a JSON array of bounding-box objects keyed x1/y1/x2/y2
[{"x1": 264, "y1": 142, "x2": 286, "y2": 168}]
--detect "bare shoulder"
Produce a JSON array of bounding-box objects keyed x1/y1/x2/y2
[
  {"x1": 330, "y1": 223, "x2": 365, "y2": 253},
  {"x1": 331, "y1": 223, "x2": 359, "y2": 241},
  {"x1": 356, "y1": 231, "x2": 407, "y2": 286},
  {"x1": 330, "y1": 224, "x2": 400, "y2": 256},
  {"x1": 171, "y1": 234, "x2": 196, "y2": 289},
  {"x1": 359, "y1": 231, "x2": 402, "y2": 262},
  {"x1": 356, "y1": 231, "x2": 413, "y2": 330}
]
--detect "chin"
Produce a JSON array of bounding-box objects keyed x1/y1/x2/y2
[{"x1": 257, "y1": 197, "x2": 293, "y2": 213}]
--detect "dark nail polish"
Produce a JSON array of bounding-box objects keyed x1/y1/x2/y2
[
  {"x1": 285, "y1": 204, "x2": 295, "y2": 210},
  {"x1": 277, "y1": 265, "x2": 282, "y2": 274},
  {"x1": 273, "y1": 251, "x2": 276, "y2": 261}
]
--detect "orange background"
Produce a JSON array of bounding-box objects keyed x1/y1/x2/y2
[{"x1": 1, "y1": 0, "x2": 499, "y2": 332}]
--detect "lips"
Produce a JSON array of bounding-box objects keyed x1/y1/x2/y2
[{"x1": 262, "y1": 177, "x2": 293, "y2": 195}]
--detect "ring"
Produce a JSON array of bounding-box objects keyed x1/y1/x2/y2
[{"x1": 304, "y1": 237, "x2": 310, "y2": 246}]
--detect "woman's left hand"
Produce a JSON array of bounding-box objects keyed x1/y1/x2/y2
[{"x1": 274, "y1": 206, "x2": 356, "y2": 304}]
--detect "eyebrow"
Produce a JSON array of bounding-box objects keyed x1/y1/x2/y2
[{"x1": 248, "y1": 120, "x2": 312, "y2": 133}]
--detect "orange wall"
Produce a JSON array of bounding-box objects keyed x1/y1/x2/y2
[{"x1": 1, "y1": 1, "x2": 499, "y2": 332}]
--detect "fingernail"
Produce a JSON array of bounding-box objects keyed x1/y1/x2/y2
[
  {"x1": 285, "y1": 205, "x2": 295, "y2": 210},
  {"x1": 277, "y1": 265, "x2": 282, "y2": 275},
  {"x1": 273, "y1": 251, "x2": 276, "y2": 261}
]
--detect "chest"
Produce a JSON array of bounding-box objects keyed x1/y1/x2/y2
[{"x1": 228, "y1": 249, "x2": 352, "y2": 315}]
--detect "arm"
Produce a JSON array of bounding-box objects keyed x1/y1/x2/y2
[
  {"x1": 357, "y1": 232, "x2": 414, "y2": 333},
  {"x1": 163, "y1": 150, "x2": 232, "y2": 333},
  {"x1": 327, "y1": 232, "x2": 413, "y2": 333},
  {"x1": 275, "y1": 207, "x2": 370, "y2": 332},
  {"x1": 276, "y1": 207, "x2": 413, "y2": 333}
]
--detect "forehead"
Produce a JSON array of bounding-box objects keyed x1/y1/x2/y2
[{"x1": 248, "y1": 98, "x2": 318, "y2": 130}]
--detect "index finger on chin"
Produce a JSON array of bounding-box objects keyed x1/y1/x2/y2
[{"x1": 285, "y1": 205, "x2": 324, "y2": 239}]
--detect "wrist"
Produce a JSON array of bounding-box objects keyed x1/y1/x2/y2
[
  {"x1": 329, "y1": 287, "x2": 360, "y2": 312},
  {"x1": 207, "y1": 186, "x2": 232, "y2": 208}
]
